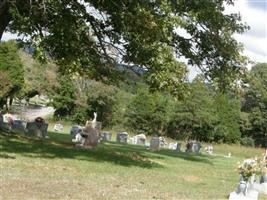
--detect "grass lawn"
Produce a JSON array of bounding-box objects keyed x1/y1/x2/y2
[{"x1": 0, "y1": 131, "x2": 266, "y2": 200}]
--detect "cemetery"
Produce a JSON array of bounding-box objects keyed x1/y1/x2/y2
[{"x1": 1, "y1": 112, "x2": 266, "y2": 199}]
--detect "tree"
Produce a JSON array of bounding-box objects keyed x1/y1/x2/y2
[
  {"x1": 125, "y1": 87, "x2": 172, "y2": 135},
  {"x1": 213, "y1": 94, "x2": 241, "y2": 143},
  {"x1": 167, "y1": 76, "x2": 241, "y2": 143},
  {"x1": 0, "y1": 40, "x2": 24, "y2": 109},
  {"x1": 241, "y1": 63, "x2": 267, "y2": 147},
  {"x1": 51, "y1": 75, "x2": 76, "y2": 118},
  {"x1": 168, "y1": 76, "x2": 217, "y2": 141},
  {"x1": 0, "y1": 0, "x2": 248, "y2": 94}
]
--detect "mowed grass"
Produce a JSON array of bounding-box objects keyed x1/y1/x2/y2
[{"x1": 0, "y1": 131, "x2": 266, "y2": 200}]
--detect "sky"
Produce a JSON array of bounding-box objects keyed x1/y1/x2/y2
[{"x1": 2, "y1": 0, "x2": 267, "y2": 80}]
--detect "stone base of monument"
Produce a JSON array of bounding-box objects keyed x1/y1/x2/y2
[
  {"x1": 82, "y1": 121, "x2": 101, "y2": 149},
  {"x1": 229, "y1": 190, "x2": 258, "y2": 200},
  {"x1": 254, "y1": 183, "x2": 267, "y2": 195}
]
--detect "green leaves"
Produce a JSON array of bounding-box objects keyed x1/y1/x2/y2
[
  {"x1": 1, "y1": 0, "x2": 248, "y2": 95},
  {"x1": 0, "y1": 40, "x2": 24, "y2": 103}
]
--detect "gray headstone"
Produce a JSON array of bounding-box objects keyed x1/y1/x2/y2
[
  {"x1": 26, "y1": 122, "x2": 48, "y2": 138},
  {"x1": 150, "y1": 136, "x2": 160, "y2": 151},
  {"x1": 176, "y1": 143, "x2": 181, "y2": 152},
  {"x1": 0, "y1": 122, "x2": 11, "y2": 132},
  {"x1": 11, "y1": 120, "x2": 27, "y2": 134},
  {"x1": 116, "y1": 132, "x2": 128, "y2": 143},
  {"x1": 70, "y1": 125, "x2": 84, "y2": 138},
  {"x1": 186, "y1": 141, "x2": 201, "y2": 153},
  {"x1": 101, "y1": 131, "x2": 112, "y2": 141}
]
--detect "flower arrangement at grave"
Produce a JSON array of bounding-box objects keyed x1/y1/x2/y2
[{"x1": 236, "y1": 158, "x2": 261, "y2": 182}]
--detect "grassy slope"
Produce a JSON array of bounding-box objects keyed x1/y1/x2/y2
[{"x1": 0, "y1": 131, "x2": 266, "y2": 200}]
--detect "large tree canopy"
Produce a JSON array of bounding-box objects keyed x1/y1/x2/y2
[{"x1": 0, "y1": 0, "x2": 248, "y2": 94}]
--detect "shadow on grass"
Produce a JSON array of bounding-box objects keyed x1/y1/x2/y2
[
  {"x1": 0, "y1": 131, "x2": 214, "y2": 167},
  {"x1": 0, "y1": 132, "x2": 161, "y2": 169}
]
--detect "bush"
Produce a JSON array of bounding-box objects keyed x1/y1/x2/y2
[{"x1": 240, "y1": 137, "x2": 255, "y2": 147}]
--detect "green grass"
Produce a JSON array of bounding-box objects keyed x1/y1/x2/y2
[{"x1": 0, "y1": 131, "x2": 266, "y2": 200}]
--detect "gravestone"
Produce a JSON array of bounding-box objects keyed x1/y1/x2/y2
[
  {"x1": 82, "y1": 121, "x2": 102, "y2": 149},
  {"x1": 54, "y1": 123, "x2": 63, "y2": 132},
  {"x1": 205, "y1": 145, "x2": 214, "y2": 155},
  {"x1": 26, "y1": 122, "x2": 48, "y2": 138},
  {"x1": 186, "y1": 141, "x2": 201, "y2": 153},
  {"x1": 116, "y1": 132, "x2": 128, "y2": 143},
  {"x1": 168, "y1": 143, "x2": 177, "y2": 150},
  {"x1": 176, "y1": 143, "x2": 181, "y2": 152},
  {"x1": 0, "y1": 114, "x2": 10, "y2": 132},
  {"x1": 70, "y1": 125, "x2": 84, "y2": 138},
  {"x1": 0, "y1": 122, "x2": 10, "y2": 132},
  {"x1": 11, "y1": 120, "x2": 27, "y2": 134},
  {"x1": 159, "y1": 136, "x2": 167, "y2": 147},
  {"x1": 150, "y1": 136, "x2": 160, "y2": 151},
  {"x1": 101, "y1": 131, "x2": 112, "y2": 141},
  {"x1": 134, "y1": 134, "x2": 146, "y2": 146}
]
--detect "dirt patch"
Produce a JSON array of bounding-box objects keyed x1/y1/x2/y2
[{"x1": 182, "y1": 175, "x2": 201, "y2": 183}]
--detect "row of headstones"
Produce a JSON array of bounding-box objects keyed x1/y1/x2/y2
[
  {"x1": 105, "y1": 132, "x2": 201, "y2": 153},
  {"x1": 0, "y1": 116, "x2": 48, "y2": 138},
  {"x1": 70, "y1": 126, "x2": 201, "y2": 153}
]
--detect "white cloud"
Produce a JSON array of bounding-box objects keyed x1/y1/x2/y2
[{"x1": 225, "y1": 0, "x2": 267, "y2": 62}]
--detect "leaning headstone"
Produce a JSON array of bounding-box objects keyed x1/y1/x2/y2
[
  {"x1": 101, "y1": 131, "x2": 112, "y2": 141},
  {"x1": 150, "y1": 136, "x2": 160, "y2": 151},
  {"x1": 116, "y1": 132, "x2": 128, "y2": 143}
]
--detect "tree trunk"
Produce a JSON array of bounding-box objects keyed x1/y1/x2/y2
[{"x1": 0, "y1": 0, "x2": 10, "y2": 41}]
